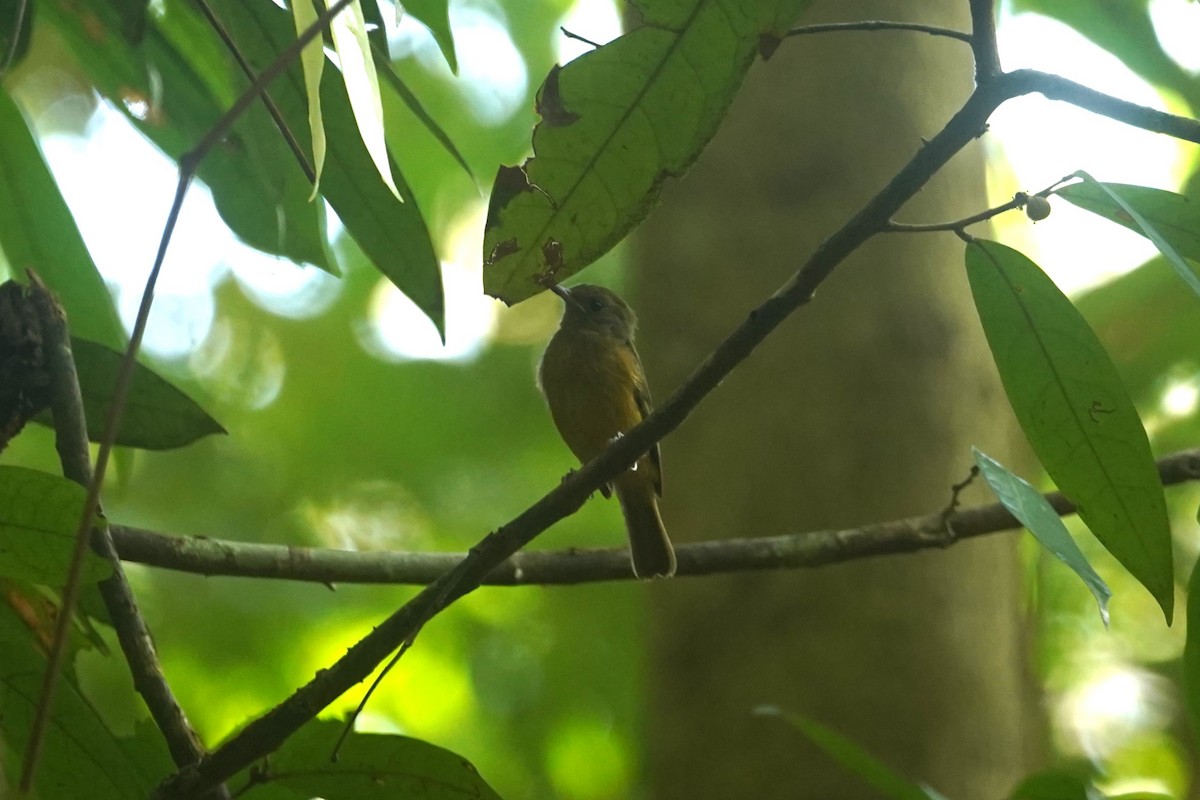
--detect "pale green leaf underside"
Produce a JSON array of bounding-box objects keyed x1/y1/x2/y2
[
  {"x1": 966, "y1": 240, "x2": 1172, "y2": 621},
  {"x1": 973, "y1": 448, "x2": 1111, "y2": 626}
]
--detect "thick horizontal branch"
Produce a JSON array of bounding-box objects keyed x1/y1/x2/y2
[{"x1": 111, "y1": 447, "x2": 1200, "y2": 586}]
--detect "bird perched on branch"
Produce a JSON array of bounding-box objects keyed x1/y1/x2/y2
[{"x1": 538, "y1": 283, "x2": 676, "y2": 579}]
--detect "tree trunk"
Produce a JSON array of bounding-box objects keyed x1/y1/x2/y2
[{"x1": 633, "y1": 2, "x2": 1046, "y2": 797}]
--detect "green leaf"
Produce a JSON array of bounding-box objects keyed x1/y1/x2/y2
[
  {"x1": 755, "y1": 706, "x2": 937, "y2": 800},
  {"x1": 209, "y1": 0, "x2": 445, "y2": 336},
  {"x1": 58, "y1": 337, "x2": 226, "y2": 450},
  {"x1": 1060, "y1": 174, "x2": 1200, "y2": 299},
  {"x1": 966, "y1": 240, "x2": 1173, "y2": 622},
  {"x1": 403, "y1": 0, "x2": 457, "y2": 73},
  {"x1": 40, "y1": 0, "x2": 333, "y2": 272},
  {"x1": 0, "y1": 600, "x2": 173, "y2": 800},
  {"x1": 483, "y1": 0, "x2": 812, "y2": 304},
  {"x1": 249, "y1": 719, "x2": 503, "y2": 799},
  {"x1": 973, "y1": 448, "x2": 1111, "y2": 626},
  {"x1": 0, "y1": 88, "x2": 125, "y2": 350},
  {"x1": 0, "y1": 0, "x2": 33, "y2": 69},
  {"x1": 0, "y1": 466, "x2": 110, "y2": 585},
  {"x1": 1008, "y1": 770, "x2": 1095, "y2": 800}
]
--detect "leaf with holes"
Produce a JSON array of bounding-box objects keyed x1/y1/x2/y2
[
  {"x1": 966, "y1": 240, "x2": 1172, "y2": 621},
  {"x1": 483, "y1": 0, "x2": 813, "y2": 304}
]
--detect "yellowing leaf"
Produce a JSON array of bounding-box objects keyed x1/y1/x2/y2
[
  {"x1": 325, "y1": 0, "x2": 401, "y2": 201},
  {"x1": 291, "y1": 0, "x2": 327, "y2": 199}
]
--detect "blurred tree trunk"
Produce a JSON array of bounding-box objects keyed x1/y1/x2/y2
[{"x1": 632, "y1": 1, "x2": 1046, "y2": 797}]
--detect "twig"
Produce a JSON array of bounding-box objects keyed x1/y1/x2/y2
[
  {"x1": 20, "y1": 274, "x2": 229, "y2": 799},
  {"x1": 191, "y1": 0, "x2": 315, "y2": 184},
  {"x1": 560, "y1": 26, "x2": 603, "y2": 49},
  {"x1": 969, "y1": 0, "x2": 1002, "y2": 81},
  {"x1": 784, "y1": 20, "x2": 971, "y2": 44},
  {"x1": 884, "y1": 174, "x2": 1077, "y2": 233},
  {"x1": 110, "y1": 447, "x2": 1200, "y2": 586},
  {"x1": 153, "y1": 41, "x2": 1200, "y2": 800}
]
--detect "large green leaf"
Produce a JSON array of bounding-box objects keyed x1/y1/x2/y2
[
  {"x1": 756, "y1": 707, "x2": 937, "y2": 800},
  {"x1": 0, "y1": 466, "x2": 110, "y2": 586},
  {"x1": 241, "y1": 719, "x2": 503, "y2": 799},
  {"x1": 973, "y1": 448, "x2": 1111, "y2": 626},
  {"x1": 0, "y1": 599, "x2": 172, "y2": 800},
  {"x1": 966, "y1": 240, "x2": 1173, "y2": 621},
  {"x1": 483, "y1": 0, "x2": 812, "y2": 304},
  {"x1": 40, "y1": 0, "x2": 332, "y2": 271},
  {"x1": 210, "y1": 0, "x2": 445, "y2": 336},
  {"x1": 57, "y1": 337, "x2": 226, "y2": 450},
  {"x1": 0, "y1": 88, "x2": 124, "y2": 350}
]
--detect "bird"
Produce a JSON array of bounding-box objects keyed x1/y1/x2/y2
[{"x1": 537, "y1": 283, "x2": 676, "y2": 579}]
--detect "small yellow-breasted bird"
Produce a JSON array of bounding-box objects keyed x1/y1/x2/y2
[{"x1": 538, "y1": 283, "x2": 676, "y2": 579}]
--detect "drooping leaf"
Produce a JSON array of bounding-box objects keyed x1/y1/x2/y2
[
  {"x1": 1061, "y1": 174, "x2": 1200, "y2": 298},
  {"x1": 292, "y1": 0, "x2": 327, "y2": 198},
  {"x1": 973, "y1": 448, "x2": 1111, "y2": 626},
  {"x1": 40, "y1": 0, "x2": 333, "y2": 271},
  {"x1": 0, "y1": 466, "x2": 110, "y2": 585},
  {"x1": 755, "y1": 707, "x2": 937, "y2": 800},
  {"x1": 327, "y1": 0, "x2": 401, "y2": 201},
  {"x1": 244, "y1": 719, "x2": 503, "y2": 799},
  {"x1": 0, "y1": 88, "x2": 124, "y2": 350},
  {"x1": 0, "y1": 600, "x2": 173, "y2": 800},
  {"x1": 483, "y1": 0, "x2": 813, "y2": 304},
  {"x1": 55, "y1": 337, "x2": 225, "y2": 450},
  {"x1": 966, "y1": 240, "x2": 1173, "y2": 621},
  {"x1": 402, "y1": 0, "x2": 457, "y2": 73},
  {"x1": 210, "y1": 0, "x2": 445, "y2": 336}
]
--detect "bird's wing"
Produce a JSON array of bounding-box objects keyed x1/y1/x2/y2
[{"x1": 627, "y1": 341, "x2": 662, "y2": 497}]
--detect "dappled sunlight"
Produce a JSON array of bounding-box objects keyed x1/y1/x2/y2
[
  {"x1": 359, "y1": 201, "x2": 499, "y2": 361},
  {"x1": 989, "y1": 14, "x2": 1190, "y2": 294},
  {"x1": 232, "y1": 253, "x2": 342, "y2": 320},
  {"x1": 301, "y1": 480, "x2": 435, "y2": 551},
  {"x1": 1149, "y1": 0, "x2": 1200, "y2": 74},
  {"x1": 191, "y1": 315, "x2": 286, "y2": 410},
  {"x1": 391, "y1": 1, "x2": 528, "y2": 125},
  {"x1": 545, "y1": 714, "x2": 634, "y2": 800}
]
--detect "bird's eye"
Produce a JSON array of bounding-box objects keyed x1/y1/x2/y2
[{"x1": 588, "y1": 298, "x2": 604, "y2": 313}]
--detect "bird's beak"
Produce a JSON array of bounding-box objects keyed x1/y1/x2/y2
[{"x1": 549, "y1": 283, "x2": 583, "y2": 310}]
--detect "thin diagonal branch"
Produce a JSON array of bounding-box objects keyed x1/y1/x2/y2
[
  {"x1": 191, "y1": 0, "x2": 315, "y2": 184},
  {"x1": 110, "y1": 447, "x2": 1200, "y2": 586},
  {"x1": 21, "y1": 274, "x2": 229, "y2": 799},
  {"x1": 785, "y1": 20, "x2": 971, "y2": 43}
]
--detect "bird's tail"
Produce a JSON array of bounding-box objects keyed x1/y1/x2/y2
[{"x1": 617, "y1": 483, "x2": 676, "y2": 579}]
